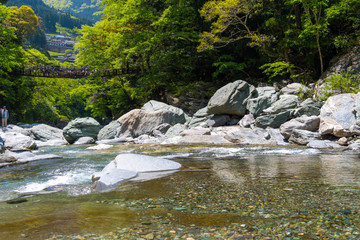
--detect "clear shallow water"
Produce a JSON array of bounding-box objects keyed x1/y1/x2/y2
[{"x1": 0, "y1": 144, "x2": 360, "y2": 239}]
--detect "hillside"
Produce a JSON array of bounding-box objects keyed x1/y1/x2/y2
[
  {"x1": 6, "y1": 0, "x2": 93, "y2": 33},
  {"x1": 43, "y1": 0, "x2": 101, "y2": 22}
]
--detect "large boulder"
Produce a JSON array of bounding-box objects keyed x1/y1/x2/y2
[
  {"x1": 118, "y1": 109, "x2": 186, "y2": 138},
  {"x1": 0, "y1": 132, "x2": 37, "y2": 151},
  {"x1": 319, "y1": 93, "x2": 358, "y2": 137},
  {"x1": 263, "y1": 94, "x2": 299, "y2": 114},
  {"x1": 207, "y1": 80, "x2": 257, "y2": 116},
  {"x1": 255, "y1": 110, "x2": 292, "y2": 129},
  {"x1": 280, "y1": 116, "x2": 320, "y2": 139},
  {"x1": 63, "y1": 117, "x2": 102, "y2": 144},
  {"x1": 97, "y1": 121, "x2": 122, "y2": 141},
  {"x1": 29, "y1": 124, "x2": 65, "y2": 141},
  {"x1": 92, "y1": 154, "x2": 181, "y2": 191},
  {"x1": 141, "y1": 100, "x2": 188, "y2": 124},
  {"x1": 247, "y1": 86, "x2": 279, "y2": 116}
]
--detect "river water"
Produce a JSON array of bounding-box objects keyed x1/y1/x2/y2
[{"x1": 0, "y1": 144, "x2": 359, "y2": 239}]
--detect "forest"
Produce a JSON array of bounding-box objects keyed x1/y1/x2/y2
[{"x1": 0, "y1": 0, "x2": 359, "y2": 126}]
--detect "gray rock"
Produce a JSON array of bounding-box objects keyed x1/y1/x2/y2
[
  {"x1": 289, "y1": 129, "x2": 321, "y2": 145},
  {"x1": 134, "y1": 135, "x2": 161, "y2": 144},
  {"x1": 319, "y1": 93, "x2": 357, "y2": 137},
  {"x1": 239, "y1": 114, "x2": 255, "y2": 128},
  {"x1": 141, "y1": 100, "x2": 188, "y2": 124},
  {"x1": 187, "y1": 107, "x2": 213, "y2": 128},
  {"x1": 165, "y1": 124, "x2": 186, "y2": 138},
  {"x1": 294, "y1": 98, "x2": 323, "y2": 117},
  {"x1": 153, "y1": 123, "x2": 171, "y2": 134},
  {"x1": 255, "y1": 111, "x2": 292, "y2": 129},
  {"x1": 280, "y1": 116, "x2": 320, "y2": 139},
  {"x1": 224, "y1": 128, "x2": 276, "y2": 145},
  {"x1": 29, "y1": 124, "x2": 64, "y2": 141},
  {"x1": 96, "y1": 137, "x2": 127, "y2": 145},
  {"x1": 0, "y1": 132, "x2": 37, "y2": 151},
  {"x1": 247, "y1": 87, "x2": 279, "y2": 116},
  {"x1": 97, "y1": 121, "x2": 122, "y2": 141},
  {"x1": 207, "y1": 80, "x2": 257, "y2": 116},
  {"x1": 268, "y1": 128, "x2": 289, "y2": 146},
  {"x1": 180, "y1": 127, "x2": 211, "y2": 136},
  {"x1": 280, "y1": 83, "x2": 309, "y2": 96},
  {"x1": 4, "y1": 150, "x2": 62, "y2": 164},
  {"x1": 207, "y1": 115, "x2": 230, "y2": 127},
  {"x1": 35, "y1": 139, "x2": 68, "y2": 147},
  {"x1": 118, "y1": 109, "x2": 185, "y2": 138},
  {"x1": 63, "y1": 117, "x2": 102, "y2": 144},
  {"x1": 321, "y1": 45, "x2": 360, "y2": 79},
  {"x1": 73, "y1": 137, "x2": 95, "y2": 145},
  {"x1": 2, "y1": 124, "x2": 31, "y2": 136},
  {"x1": 193, "y1": 107, "x2": 210, "y2": 118},
  {"x1": 307, "y1": 139, "x2": 342, "y2": 149},
  {"x1": 0, "y1": 154, "x2": 17, "y2": 163},
  {"x1": 263, "y1": 94, "x2": 299, "y2": 114},
  {"x1": 257, "y1": 86, "x2": 277, "y2": 96},
  {"x1": 161, "y1": 135, "x2": 231, "y2": 145}
]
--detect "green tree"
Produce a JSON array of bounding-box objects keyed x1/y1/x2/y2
[{"x1": 5, "y1": 5, "x2": 39, "y2": 44}]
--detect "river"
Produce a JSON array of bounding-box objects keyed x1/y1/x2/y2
[{"x1": 0, "y1": 144, "x2": 359, "y2": 239}]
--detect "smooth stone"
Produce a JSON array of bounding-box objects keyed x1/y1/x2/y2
[
  {"x1": 289, "y1": 129, "x2": 321, "y2": 145},
  {"x1": 73, "y1": 136, "x2": 95, "y2": 145}
]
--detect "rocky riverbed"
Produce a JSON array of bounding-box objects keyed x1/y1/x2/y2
[{"x1": 45, "y1": 152, "x2": 360, "y2": 240}]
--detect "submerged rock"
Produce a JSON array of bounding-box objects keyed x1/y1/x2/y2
[{"x1": 92, "y1": 154, "x2": 181, "y2": 191}]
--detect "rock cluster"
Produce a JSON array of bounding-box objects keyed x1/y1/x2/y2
[
  {"x1": 3, "y1": 78, "x2": 360, "y2": 168},
  {"x1": 93, "y1": 79, "x2": 360, "y2": 150}
]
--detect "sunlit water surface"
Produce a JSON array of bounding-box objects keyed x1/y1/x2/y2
[{"x1": 0, "y1": 144, "x2": 359, "y2": 239}]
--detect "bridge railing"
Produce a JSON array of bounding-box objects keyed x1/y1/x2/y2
[{"x1": 13, "y1": 67, "x2": 137, "y2": 79}]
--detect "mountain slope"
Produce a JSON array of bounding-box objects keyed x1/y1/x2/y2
[
  {"x1": 43, "y1": 0, "x2": 101, "y2": 22},
  {"x1": 6, "y1": 0, "x2": 93, "y2": 33}
]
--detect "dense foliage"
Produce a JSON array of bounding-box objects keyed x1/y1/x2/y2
[{"x1": 1, "y1": 0, "x2": 360, "y2": 124}]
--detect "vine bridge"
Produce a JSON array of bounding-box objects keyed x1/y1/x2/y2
[{"x1": 13, "y1": 66, "x2": 135, "y2": 79}]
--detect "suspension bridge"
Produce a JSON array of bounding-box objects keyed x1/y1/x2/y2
[{"x1": 13, "y1": 66, "x2": 136, "y2": 79}]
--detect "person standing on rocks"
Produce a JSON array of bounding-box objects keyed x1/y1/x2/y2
[{"x1": 2, "y1": 106, "x2": 9, "y2": 128}]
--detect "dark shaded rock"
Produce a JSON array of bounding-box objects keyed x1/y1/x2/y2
[
  {"x1": 255, "y1": 111, "x2": 292, "y2": 129},
  {"x1": 63, "y1": 117, "x2": 102, "y2": 144},
  {"x1": 207, "y1": 80, "x2": 257, "y2": 116}
]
